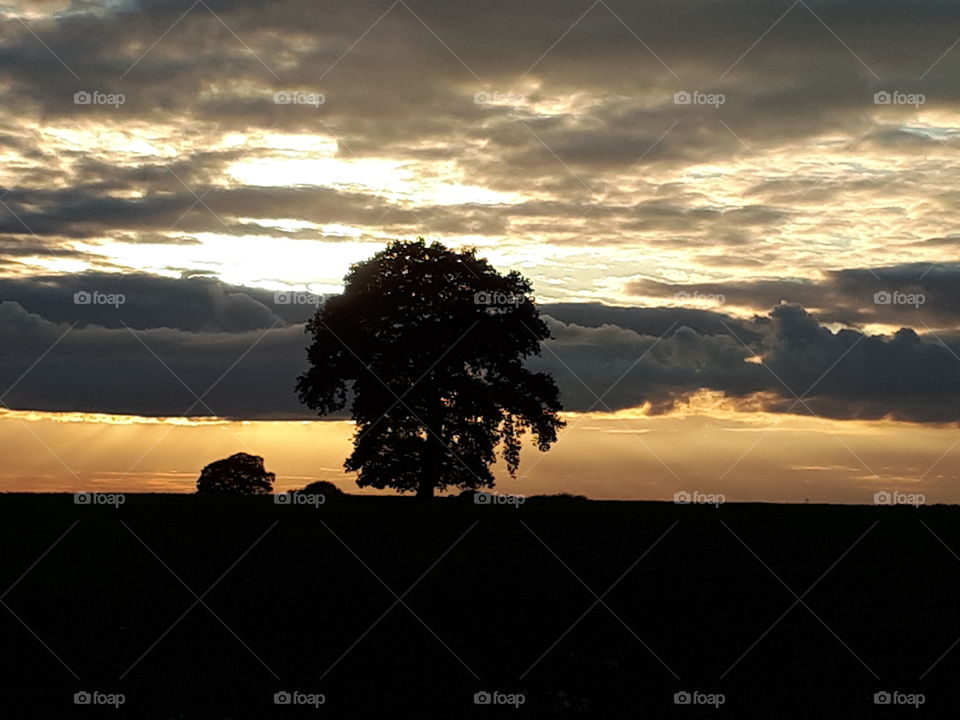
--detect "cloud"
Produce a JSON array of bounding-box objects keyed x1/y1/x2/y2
[
  {"x1": 0, "y1": 272, "x2": 307, "y2": 330},
  {"x1": 0, "y1": 0, "x2": 958, "y2": 349},
  {"x1": 0, "y1": 299, "x2": 312, "y2": 419},
  {"x1": 0, "y1": 183, "x2": 509, "y2": 239},
  {"x1": 626, "y1": 262, "x2": 960, "y2": 329},
  {"x1": 1, "y1": 274, "x2": 958, "y2": 423},
  {"x1": 2, "y1": 1, "x2": 959, "y2": 230},
  {"x1": 537, "y1": 303, "x2": 960, "y2": 423}
]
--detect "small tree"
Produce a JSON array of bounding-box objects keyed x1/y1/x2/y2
[
  {"x1": 296, "y1": 238, "x2": 565, "y2": 498},
  {"x1": 299, "y1": 480, "x2": 345, "y2": 497},
  {"x1": 196, "y1": 452, "x2": 275, "y2": 495}
]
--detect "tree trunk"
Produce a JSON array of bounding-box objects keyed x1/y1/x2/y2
[
  {"x1": 416, "y1": 479, "x2": 434, "y2": 499},
  {"x1": 417, "y1": 407, "x2": 443, "y2": 500},
  {"x1": 417, "y1": 433, "x2": 439, "y2": 499}
]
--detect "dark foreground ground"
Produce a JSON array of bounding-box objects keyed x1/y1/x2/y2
[{"x1": 0, "y1": 494, "x2": 958, "y2": 718}]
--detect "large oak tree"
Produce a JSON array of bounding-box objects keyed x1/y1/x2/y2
[{"x1": 296, "y1": 239, "x2": 564, "y2": 498}]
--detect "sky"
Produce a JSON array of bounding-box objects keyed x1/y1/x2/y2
[{"x1": 0, "y1": 0, "x2": 958, "y2": 501}]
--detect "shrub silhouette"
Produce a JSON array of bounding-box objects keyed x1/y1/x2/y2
[
  {"x1": 297, "y1": 238, "x2": 565, "y2": 498},
  {"x1": 528, "y1": 492, "x2": 588, "y2": 502},
  {"x1": 298, "y1": 480, "x2": 345, "y2": 496},
  {"x1": 196, "y1": 452, "x2": 275, "y2": 495}
]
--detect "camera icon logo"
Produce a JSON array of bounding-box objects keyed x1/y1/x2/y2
[
  {"x1": 873, "y1": 291, "x2": 892, "y2": 305},
  {"x1": 273, "y1": 91, "x2": 292, "y2": 105},
  {"x1": 873, "y1": 91, "x2": 891, "y2": 105},
  {"x1": 74, "y1": 492, "x2": 91, "y2": 505},
  {"x1": 673, "y1": 91, "x2": 691, "y2": 105},
  {"x1": 473, "y1": 291, "x2": 491, "y2": 305},
  {"x1": 473, "y1": 491, "x2": 492, "y2": 505},
  {"x1": 74, "y1": 691, "x2": 92, "y2": 705},
  {"x1": 274, "y1": 691, "x2": 292, "y2": 705},
  {"x1": 74, "y1": 291, "x2": 91, "y2": 305},
  {"x1": 473, "y1": 691, "x2": 491, "y2": 705},
  {"x1": 73, "y1": 91, "x2": 91, "y2": 105},
  {"x1": 273, "y1": 291, "x2": 291, "y2": 305},
  {"x1": 274, "y1": 492, "x2": 292, "y2": 505},
  {"x1": 873, "y1": 490, "x2": 891, "y2": 505},
  {"x1": 674, "y1": 691, "x2": 692, "y2": 705},
  {"x1": 474, "y1": 91, "x2": 491, "y2": 105},
  {"x1": 673, "y1": 491, "x2": 691, "y2": 504},
  {"x1": 874, "y1": 690, "x2": 891, "y2": 705}
]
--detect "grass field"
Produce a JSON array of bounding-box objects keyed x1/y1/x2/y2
[{"x1": 1, "y1": 493, "x2": 957, "y2": 718}]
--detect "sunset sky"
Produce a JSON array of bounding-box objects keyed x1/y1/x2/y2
[{"x1": 1, "y1": 0, "x2": 958, "y2": 501}]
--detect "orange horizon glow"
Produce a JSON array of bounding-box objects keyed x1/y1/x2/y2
[{"x1": 2, "y1": 398, "x2": 957, "y2": 504}]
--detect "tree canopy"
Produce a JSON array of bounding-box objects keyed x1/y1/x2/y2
[
  {"x1": 296, "y1": 238, "x2": 565, "y2": 498},
  {"x1": 196, "y1": 452, "x2": 275, "y2": 495}
]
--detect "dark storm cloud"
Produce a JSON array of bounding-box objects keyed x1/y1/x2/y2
[
  {"x1": 542, "y1": 302, "x2": 760, "y2": 342},
  {"x1": 0, "y1": 299, "x2": 313, "y2": 418},
  {"x1": 534, "y1": 304, "x2": 960, "y2": 423},
  {"x1": 1, "y1": 273, "x2": 764, "y2": 334},
  {"x1": 626, "y1": 262, "x2": 960, "y2": 328},
  {"x1": 1, "y1": 273, "x2": 959, "y2": 422},
  {"x1": 0, "y1": 272, "x2": 310, "y2": 330},
  {"x1": 757, "y1": 305, "x2": 960, "y2": 423}
]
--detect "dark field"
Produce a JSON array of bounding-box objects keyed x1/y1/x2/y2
[{"x1": 1, "y1": 494, "x2": 958, "y2": 718}]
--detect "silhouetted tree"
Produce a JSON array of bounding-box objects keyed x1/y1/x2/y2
[
  {"x1": 196, "y1": 452, "x2": 275, "y2": 494},
  {"x1": 297, "y1": 238, "x2": 565, "y2": 498},
  {"x1": 299, "y1": 480, "x2": 345, "y2": 497}
]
